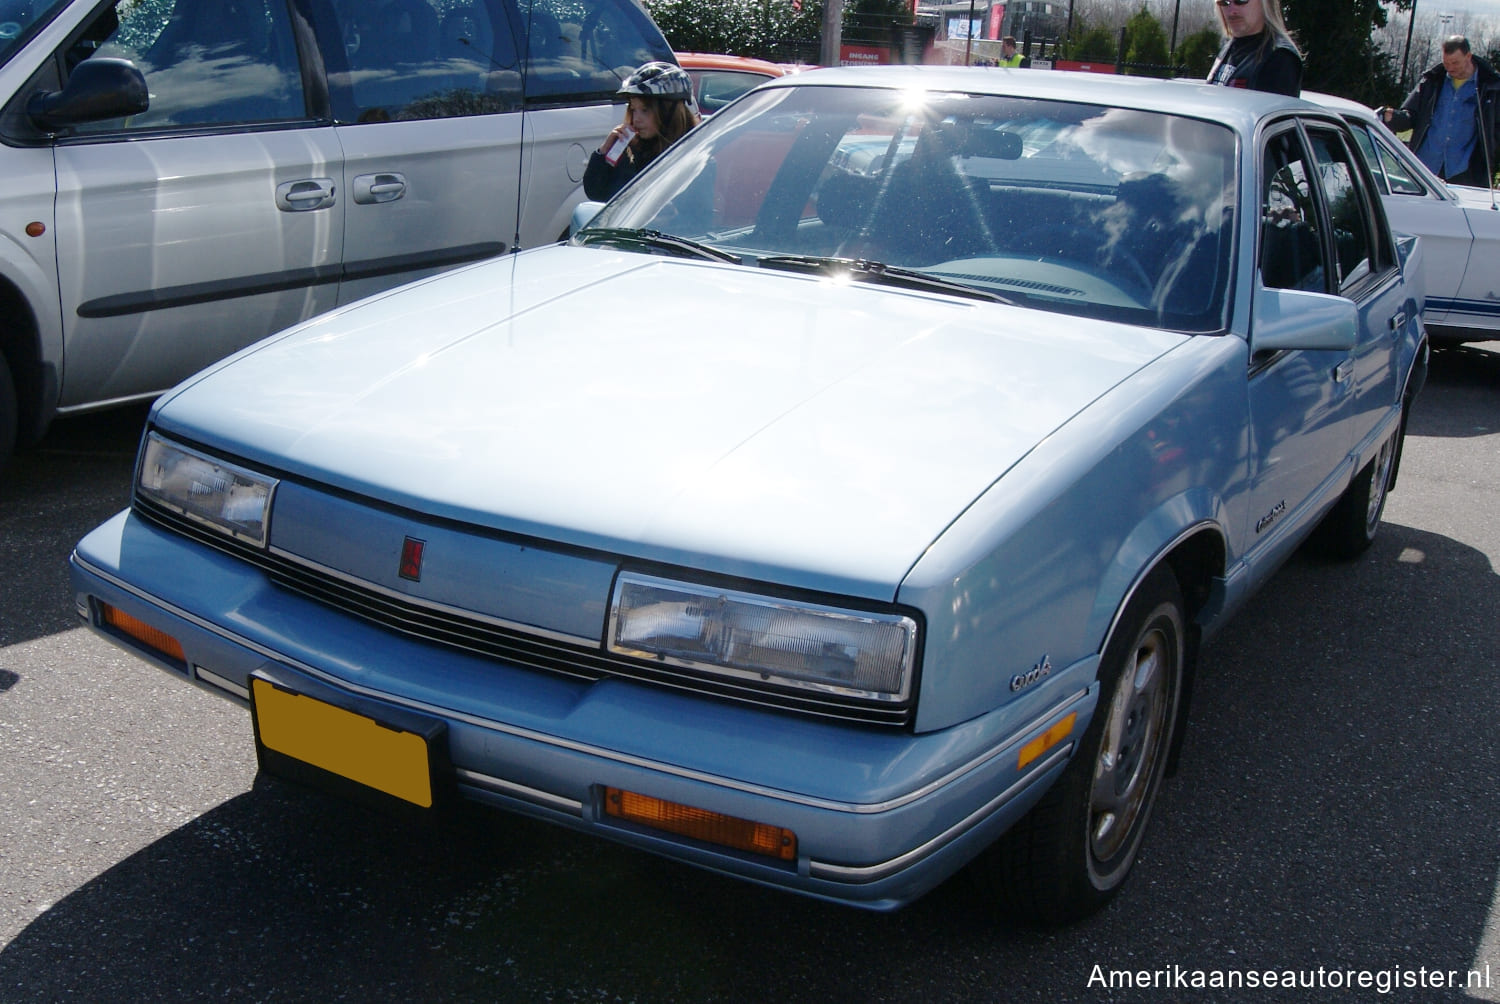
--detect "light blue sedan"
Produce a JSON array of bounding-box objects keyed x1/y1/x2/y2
[{"x1": 70, "y1": 67, "x2": 1428, "y2": 923}]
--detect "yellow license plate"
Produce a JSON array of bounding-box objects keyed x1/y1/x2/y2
[{"x1": 251, "y1": 678, "x2": 434, "y2": 808}]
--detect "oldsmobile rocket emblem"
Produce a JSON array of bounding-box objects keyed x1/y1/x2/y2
[{"x1": 399, "y1": 536, "x2": 425, "y2": 582}]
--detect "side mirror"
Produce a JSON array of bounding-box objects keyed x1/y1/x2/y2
[
  {"x1": 27, "y1": 58, "x2": 149, "y2": 131},
  {"x1": 569, "y1": 201, "x2": 605, "y2": 236},
  {"x1": 1250, "y1": 286, "x2": 1358, "y2": 353}
]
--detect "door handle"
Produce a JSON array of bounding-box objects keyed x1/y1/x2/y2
[
  {"x1": 1333, "y1": 359, "x2": 1354, "y2": 383},
  {"x1": 275, "y1": 178, "x2": 336, "y2": 212},
  {"x1": 353, "y1": 173, "x2": 407, "y2": 205},
  {"x1": 1389, "y1": 309, "x2": 1406, "y2": 330}
]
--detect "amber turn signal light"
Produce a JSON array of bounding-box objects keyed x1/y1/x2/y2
[
  {"x1": 1017, "y1": 712, "x2": 1077, "y2": 770},
  {"x1": 101, "y1": 602, "x2": 186, "y2": 663},
  {"x1": 604, "y1": 787, "x2": 797, "y2": 862}
]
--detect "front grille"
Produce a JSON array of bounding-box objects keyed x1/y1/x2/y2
[{"x1": 136, "y1": 498, "x2": 913, "y2": 728}]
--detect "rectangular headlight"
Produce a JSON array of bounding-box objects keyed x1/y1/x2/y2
[
  {"x1": 608, "y1": 572, "x2": 918, "y2": 703},
  {"x1": 137, "y1": 433, "x2": 277, "y2": 547}
]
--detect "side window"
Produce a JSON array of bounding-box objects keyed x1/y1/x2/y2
[
  {"x1": 72, "y1": 0, "x2": 306, "y2": 132},
  {"x1": 1345, "y1": 125, "x2": 1388, "y2": 195},
  {"x1": 521, "y1": 0, "x2": 672, "y2": 103},
  {"x1": 325, "y1": 0, "x2": 521, "y2": 122},
  {"x1": 1347, "y1": 121, "x2": 1427, "y2": 198},
  {"x1": 1308, "y1": 126, "x2": 1378, "y2": 291},
  {"x1": 1260, "y1": 129, "x2": 1328, "y2": 293},
  {"x1": 1372, "y1": 132, "x2": 1426, "y2": 196}
]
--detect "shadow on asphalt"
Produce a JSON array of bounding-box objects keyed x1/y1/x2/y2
[
  {"x1": 0, "y1": 403, "x2": 150, "y2": 648},
  {"x1": 1408, "y1": 342, "x2": 1500, "y2": 439}
]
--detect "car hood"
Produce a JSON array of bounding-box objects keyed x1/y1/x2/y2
[{"x1": 157, "y1": 246, "x2": 1186, "y2": 599}]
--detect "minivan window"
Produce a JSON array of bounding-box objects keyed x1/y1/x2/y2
[
  {"x1": 521, "y1": 0, "x2": 672, "y2": 103},
  {"x1": 70, "y1": 0, "x2": 306, "y2": 132},
  {"x1": 318, "y1": 0, "x2": 672, "y2": 122},
  {"x1": 324, "y1": 0, "x2": 523, "y2": 122},
  {"x1": 0, "y1": 0, "x2": 70, "y2": 67}
]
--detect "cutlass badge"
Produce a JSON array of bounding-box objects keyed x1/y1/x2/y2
[
  {"x1": 1255, "y1": 500, "x2": 1286, "y2": 534},
  {"x1": 1011, "y1": 655, "x2": 1052, "y2": 693}
]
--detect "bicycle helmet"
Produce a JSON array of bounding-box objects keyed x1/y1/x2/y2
[{"x1": 617, "y1": 61, "x2": 692, "y2": 101}]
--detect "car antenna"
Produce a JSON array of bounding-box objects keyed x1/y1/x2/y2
[{"x1": 511, "y1": 1, "x2": 535, "y2": 252}]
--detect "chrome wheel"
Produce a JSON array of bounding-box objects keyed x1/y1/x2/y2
[
  {"x1": 1089, "y1": 620, "x2": 1174, "y2": 869},
  {"x1": 990, "y1": 567, "x2": 1185, "y2": 925}
]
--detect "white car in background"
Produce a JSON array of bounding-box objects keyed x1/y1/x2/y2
[{"x1": 1308, "y1": 91, "x2": 1500, "y2": 347}]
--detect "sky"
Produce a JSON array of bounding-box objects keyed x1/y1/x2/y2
[{"x1": 1412, "y1": 1, "x2": 1500, "y2": 22}]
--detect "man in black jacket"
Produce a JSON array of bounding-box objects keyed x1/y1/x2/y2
[{"x1": 1381, "y1": 36, "x2": 1500, "y2": 188}]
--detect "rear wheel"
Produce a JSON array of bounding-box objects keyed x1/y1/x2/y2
[
  {"x1": 0, "y1": 352, "x2": 17, "y2": 472},
  {"x1": 1314, "y1": 423, "x2": 1400, "y2": 559},
  {"x1": 988, "y1": 566, "x2": 1185, "y2": 926}
]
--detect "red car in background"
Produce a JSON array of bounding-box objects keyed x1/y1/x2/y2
[{"x1": 677, "y1": 52, "x2": 794, "y2": 114}]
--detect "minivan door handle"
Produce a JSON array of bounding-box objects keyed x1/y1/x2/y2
[
  {"x1": 275, "y1": 178, "x2": 337, "y2": 212},
  {"x1": 352, "y1": 173, "x2": 407, "y2": 205}
]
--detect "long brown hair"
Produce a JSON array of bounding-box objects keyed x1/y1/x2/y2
[{"x1": 632, "y1": 97, "x2": 700, "y2": 162}]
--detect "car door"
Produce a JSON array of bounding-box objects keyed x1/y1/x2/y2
[
  {"x1": 44, "y1": 0, "x2": 344, "y2": 409},
  {"x1": 1303, "y1": 120, "x2": 1406, "y2": 454},
  {"x1": 1444, "y1": 185, "x2": 1500, "y2": 334},
  {"x1": 312, "y1": 0, "x2": 522, "y2": 305},
  {"x1": 1244, "y1": 123, "x2": 1357, "y2": 546},
  {"x1": 1345, "y1": 116, "x2": 1474, "y2": 330},
  {"x1": 312, "y1": 0, "x2": 674, "y2": 304}
]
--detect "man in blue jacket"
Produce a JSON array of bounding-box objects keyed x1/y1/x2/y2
[{"x1": 1382, "y1": 36, "x2": 1500, "y2": 188}]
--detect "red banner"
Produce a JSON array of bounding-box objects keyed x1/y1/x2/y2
[
  {"x1": 987, "y1": 3, "x2": 1005, "y2": 40},
  {"x1": 840, "y1": 45, "x2": 890, "y2": 66},
  {"x1": 1053, "y1": 60, "x2": 1117, "y2": 74}
]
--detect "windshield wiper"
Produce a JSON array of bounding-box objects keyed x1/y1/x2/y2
[
  {"x1": 576, "y1": 227, "x2": 740, "y2": 264},
  {"x1": 756, "y1": 255, "x2": 1015, "y2": 305}
]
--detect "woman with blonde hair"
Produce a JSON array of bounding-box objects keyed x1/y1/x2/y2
[
  {"x1": 1206, "y1": 0, "x2": 1303, "y2": 96},
  {"x1": 584, "y1": 62, "x2": 701, "y2": 201}
]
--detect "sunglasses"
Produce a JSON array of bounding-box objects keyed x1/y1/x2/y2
[{"x1": 1216, "y1": 0, "x2": 1252, "y2": 5}]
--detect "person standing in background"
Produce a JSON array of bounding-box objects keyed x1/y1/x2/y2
[
  {"x1": 997, "y1": 36, "x2": 1030, "y2": 68},
  {"x1": 584, "y1": 62, "x2": 700, "y2": 202},
  {"x1": 1380, "y1": 36, "x2": 1500, "y2": 188},
  {"x1": 1206, "y1": 0, "x2": 1303, "y2": 97}
]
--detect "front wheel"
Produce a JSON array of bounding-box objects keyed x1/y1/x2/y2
[{"x1": 988, "y1": 566, "x2": 1185, "y2": 926}]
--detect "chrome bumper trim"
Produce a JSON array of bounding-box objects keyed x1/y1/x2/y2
[
  {"x1": 808, "y1": 744, "x2": 1074, "y2": 884},
  {"x1": 455, "y1": 768, "x2": 585, "y2": 817}
]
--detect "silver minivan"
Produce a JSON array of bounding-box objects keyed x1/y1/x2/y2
[{"x1": 0, "y1": 0, "x2": 674, "y2": 463}]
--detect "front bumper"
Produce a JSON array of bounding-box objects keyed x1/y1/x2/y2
[{"x1": 70, "y1": 508, "x2": 1095, "y2": 910}]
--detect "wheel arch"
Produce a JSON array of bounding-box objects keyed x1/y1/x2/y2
[
  {"x1": 1094, "y1": 500, "x2": 1228, "y2": 655},
  {"x1": 0, "y1": 272, "x2": 61, "y2": 447},
  {"x1": 1096, "y1": 517, "x2": 1227, "y2": 776},
  {"x1": 1387, "y1": 330, "x2": 1429, "y2": 495}
]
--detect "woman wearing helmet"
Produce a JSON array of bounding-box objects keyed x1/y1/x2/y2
[{"x1": 583, "y1": 61, "x2": 701, "y2": 201}]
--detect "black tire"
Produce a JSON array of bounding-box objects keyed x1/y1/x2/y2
[
  {"x1": 1313, "y1": 423, "x2": 1400, "y2": 560},
  {"x1": 0, "y1": 352, "x2": 17, "y2": 473},
  {"x1": 989, "y1": 565, "x2": 1185, "y2": 926}
]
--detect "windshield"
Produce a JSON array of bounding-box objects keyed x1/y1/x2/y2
[
  {"x1": 0, "y1": 0, "x2": 66, "y2": 66},
  {"x1": 576, "y1": 84, "x2": 1239, "y2": 332}
]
